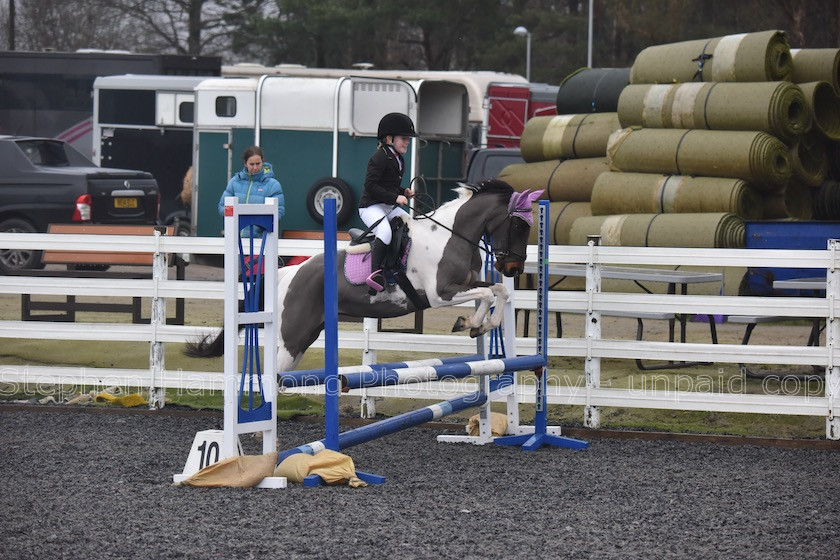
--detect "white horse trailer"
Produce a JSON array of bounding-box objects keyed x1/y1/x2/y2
[
  {"x1": 191, "y1": 74, "x2": 469, "y2": 237},
  {"x1": 92, "y1": 75, "x2": 207, "y2": 232}
]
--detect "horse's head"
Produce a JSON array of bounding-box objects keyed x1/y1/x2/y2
[{"x1": 490, "y1": 185, "x2": 544, "y2": 277}]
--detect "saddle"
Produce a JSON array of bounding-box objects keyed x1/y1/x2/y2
[{"x1": 345, "y1": 218, "x2": 424, "y2": 307}]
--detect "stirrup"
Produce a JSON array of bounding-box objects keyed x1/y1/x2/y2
[{"x1": 366, "y1": 270, "x2": 385, "y2": 293}]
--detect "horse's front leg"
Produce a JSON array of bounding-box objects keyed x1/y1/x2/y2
[{"x1": 448, "y1": 283, "x2": 510, "y2": 337}]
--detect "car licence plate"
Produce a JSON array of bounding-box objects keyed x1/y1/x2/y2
[{"x1": 114, "y1": 197, "x2": 138, "y2": 209}]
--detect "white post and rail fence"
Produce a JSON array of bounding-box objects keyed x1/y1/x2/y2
[{"x1": 0, "y1": 230, "x2": 838, "y2": 439}]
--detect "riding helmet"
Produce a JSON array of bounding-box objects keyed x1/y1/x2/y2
[{"x1": 377, "y1": 112, "x2": 417, "y2": 140}]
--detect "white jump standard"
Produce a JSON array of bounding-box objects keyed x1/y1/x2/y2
[{"x1": 173, "y1": 198, "x2": 286, "y2": 488}]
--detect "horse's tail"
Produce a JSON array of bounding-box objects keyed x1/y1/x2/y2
[
  {"x1": 184, "y1": 328, "x2": 228, "y2": 358},
  {"x1": 184, "y1": 263, "x2": 301, "y2": 359}
]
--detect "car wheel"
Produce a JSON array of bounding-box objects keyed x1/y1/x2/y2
[
  {"x1": 306, "y1": 178, "x2": 355, "y2": 225},
  {"x1": 0, "y1": 218, "x2": 44, "y2": 274}
]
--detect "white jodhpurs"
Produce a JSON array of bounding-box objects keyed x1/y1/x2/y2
[{"x1": 359, "y1": 203, "x2": 409, "y2": 244}]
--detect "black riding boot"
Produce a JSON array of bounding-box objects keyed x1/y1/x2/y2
[{"x1": 366, "y1": 238, "x2": 387, "y2": 293}]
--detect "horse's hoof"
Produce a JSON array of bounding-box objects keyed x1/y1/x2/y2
[
  {"x1": 452, "y1": 316, "x2": 467, "y2": 332},
  {"x1": 469, "y1": 327, "x2": 483, "y2": 338}
]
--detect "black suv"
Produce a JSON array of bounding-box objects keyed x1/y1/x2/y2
[
  {"x1": 0, "y1": 136, "x2": 160, "y2": 272},
  {"x1": 464, "y1": 147, "x2": 524, "y2": 183}
]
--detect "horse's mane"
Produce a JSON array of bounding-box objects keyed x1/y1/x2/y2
[{"x1": 445, "y1": 179, "x2": 514, "y2": 207}]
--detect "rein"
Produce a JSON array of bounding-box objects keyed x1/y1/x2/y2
[{"x1": 412, "y1": 192, "x2": 521, "y2": 259}]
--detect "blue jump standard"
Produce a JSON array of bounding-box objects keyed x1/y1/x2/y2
[{"x1": 494, "y1": 199, "x2": 588, "y2": 452}]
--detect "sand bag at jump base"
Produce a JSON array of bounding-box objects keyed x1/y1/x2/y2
[
  {"x1": 520, "y1": 113, "x2": 621, "y2": 162},
  {"x1": 176, "y1": 452, "x2": 279, "y2": 488},
  {"x1": 569, "y1": 212, "x2": 745, "y2": 248},
  {"x1": 617, "y1": 81, "x2": 810, "y2": 142},
  {"x1": 590, "y1": 172, "x2": 763, "y2": 220},
  {"x1": 629, "y1": 29, "x2": 792, "y2": 84},
  {"x1": 798, "y1": 81, "x2": 840, "y2": 141},
  {"x1": 791, "y1": 48, "x2": 840, "y2": 94},
  {"x1": 498, "y1": 158, "x2": 608, "y2": 202},
  {"x1": 275, "y1": 449, "x2": 367, "y2": 487},
  {"x1": 555, "y1": 67, "x2": 630, "y2": 114},
  {"x1": 606, "y1": 127, "x2": 792, "y2": 191},
  {"x1": 526, "y1": 201, "x2": 592, "y2": 245}
]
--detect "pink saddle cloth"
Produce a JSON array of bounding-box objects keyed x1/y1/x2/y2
[
  {"x1": 343, "y1": 239, "x2": 411, "y2": 286},
  {"x1": 344, "y1": 252, "x2": 374, "y2": 285}
]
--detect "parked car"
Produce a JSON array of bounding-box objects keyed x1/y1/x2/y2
[
  {"x1": 464, "y1": 147, "x2": 524, "y2": 183},
  {"x1": 0, "y1": 135, "x2": 160, "y2": 273}
]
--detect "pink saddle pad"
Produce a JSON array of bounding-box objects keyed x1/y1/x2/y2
[{"x1": 344, "y1": 252, "x2": 373, "y2": 285}]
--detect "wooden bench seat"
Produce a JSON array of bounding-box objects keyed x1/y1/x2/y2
[{"x1": 18, "y1": 224, "x2": 185, "y2": 324}]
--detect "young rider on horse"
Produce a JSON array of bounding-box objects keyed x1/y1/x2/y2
[{"x1": 358, "y1": 112, "x2": 417, "y2": 293}]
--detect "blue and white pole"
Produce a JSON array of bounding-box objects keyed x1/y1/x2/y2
[
  {"x1": 281, "y1": 354, "x2": 485, "y2": 388},
  {"x1": 277, "y1": 391, "x2": 488, "y2": 465}
]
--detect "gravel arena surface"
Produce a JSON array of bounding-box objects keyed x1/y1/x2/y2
[{"x1": 1, "y1": 409, "x2": 839, "y2": 559}]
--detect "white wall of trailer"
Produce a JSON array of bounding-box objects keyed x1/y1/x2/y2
[
  {"x1": 222, "y1": 64, "x2": 526, "y2": 125},
  {"x1": 1, "y1": 232, "x2": 839, "y2": 439}
]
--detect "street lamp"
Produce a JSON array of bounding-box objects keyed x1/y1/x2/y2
[{"x1": 513, "y1": 26, "x2": 531, "y2": 82}]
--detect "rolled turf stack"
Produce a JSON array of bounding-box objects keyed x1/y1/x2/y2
[
  {"x1": 564, "y1": 30, "x2": 803, "y2": 248},
  {"x1": 508, "y1": 77, "x2": 623, "y2": 246},
  {"x1": 568, "y1": 213, "x2": 745, "y2": 248}
]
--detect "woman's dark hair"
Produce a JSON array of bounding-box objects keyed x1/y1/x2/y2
[{"x1": 242, "y1": 146, "x2": 264, "y2": 163}]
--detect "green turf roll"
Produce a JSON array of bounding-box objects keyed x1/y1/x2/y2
[
  {"x1": 763, "y1": 181, "x2": 814, "y2": 220},
  {"x1": 788, "y1": 130, "x2": 828, "y2": 187},
  {"x1": 630, "y1": 30, "x2": 792, "y2": 84},
  {"x1": 499, "y1": 158, "x2": 609, "y2": 202},
  {"x1": 617, "y1": 81, "x2": 810, "y2": 142},
  {"x1": 590, "y1": 172, "x2": 763, "y2": 220},
  {"x1": 569, "y1": 212, "x2": 745, "y2": 248},
  {"x1": 520, "y1": 113, "x2": 621, "y2": 162},
  {"x1": 526, "y1": 201, "x2": 592, "y2": 245},
  {"x1": 791, "y1": 48, "x2": 840, "y2": 94},
  {"x1": 607, "y1": 128, "x2": 792, "y2": 191},
  {"x1": 798, "y1": 81, "x2": 840, "y2": 141}
]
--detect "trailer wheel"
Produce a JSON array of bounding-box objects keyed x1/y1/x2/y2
[{"x1": 306, "y1": 178, "x2": 354, "y2": 225}]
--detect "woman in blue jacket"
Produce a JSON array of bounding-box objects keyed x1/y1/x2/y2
[{"x1": 218, "y1": 145, "x2": 285, "y2": 230}]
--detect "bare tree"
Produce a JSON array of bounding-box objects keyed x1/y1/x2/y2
[
  {"x1": 93, "y1": 0, "x2": 264, "y2": 57},
  {"x1": 4, "y1": 0, "x2": 138, "y2": 51},
  {"x1": 0, "y1": 0, "x2": 10, "y2": 50}
]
